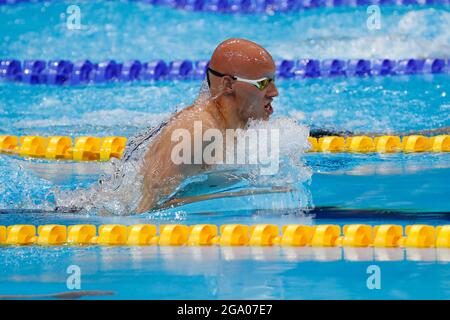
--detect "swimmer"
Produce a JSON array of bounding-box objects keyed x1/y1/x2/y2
[
  {"x1": 136, "y1": 38, "x2": 278, "y2": 213},
  {"x1": 135, "y1": 38, "x2": 450, "y2": 213}
]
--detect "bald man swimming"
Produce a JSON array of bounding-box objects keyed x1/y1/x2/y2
[
  {"x1": 135, "y1": 38, "x2": 278, "y2": 213},
  {"x1": 134, "y1": 38, "x2": 449, "y2": 214}
]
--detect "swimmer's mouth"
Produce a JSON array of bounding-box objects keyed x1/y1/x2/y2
[{"x1": 264, "y1": 102, "x2": 273, "y2": 116}]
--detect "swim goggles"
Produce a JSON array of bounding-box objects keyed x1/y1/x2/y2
[{"x1": 206, "y1": 67, "x2": 274, "y2": 91}]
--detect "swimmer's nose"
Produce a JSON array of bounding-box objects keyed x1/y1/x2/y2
[{"x1": 266, "y1": 81, "x2": 279, "y2": 98}]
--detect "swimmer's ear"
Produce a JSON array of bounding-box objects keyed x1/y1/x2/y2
[{"x1": 221, "y1": 76, "x2": 234, "y2": 94}]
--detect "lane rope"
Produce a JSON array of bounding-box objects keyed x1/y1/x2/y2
[
  {"x1": 1, "y1": 223, "x2": 449, "y2": 248},
  {"x1": 1, "y1": 0, "x2": 449, "y2": 14},
  {"x1": 147, "y1": 0, "x2": 450, "y2": 13},
  {"x1": 0, "y1": 134, "x2": 449, "y2": 161},
  {"x1": 0, "y1": 58, "x2": 448, "y2": 86}
]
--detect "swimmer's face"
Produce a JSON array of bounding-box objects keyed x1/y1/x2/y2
[{"x1": 233, "y1": 61, "x2": 278, "y2": 122}]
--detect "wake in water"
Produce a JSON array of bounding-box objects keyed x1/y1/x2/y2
[{"x1": 1, "y1": 81, "x2": 313, "y2": 216}]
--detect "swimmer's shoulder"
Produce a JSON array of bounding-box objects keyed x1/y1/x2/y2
[{"x1": 166, "y1": 104, "x2": 218, "y2": 132}]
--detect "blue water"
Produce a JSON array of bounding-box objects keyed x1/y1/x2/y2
[
  {"x1": 1, "y1": 1, "x2": 450, "y2": 299},
  {"x1": 1, "y1": 2, "x2": 449, "y2": 60}
]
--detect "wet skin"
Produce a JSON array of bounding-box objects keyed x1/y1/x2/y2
[
  {"x1": 137, "y1": 38, "x2": 279, "y2": 213},
  {"x1": 136, "y1": 39, "x2": 449, "y2": 213}
]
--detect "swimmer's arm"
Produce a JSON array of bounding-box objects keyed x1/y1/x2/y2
[
  {"x1": 137, "y1": 145, "x2": 188, "y2": 214},
  {"x1": 137, "y1": 123, "x2": 207, "y2": 214},
  {"x1": 154, "y1": 186, "x2": 295, "y2": 210}
]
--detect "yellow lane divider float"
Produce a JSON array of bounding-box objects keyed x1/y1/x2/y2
[
  {"x1": 0, "y1": 134, "x2": 449, "y2": 161},
  {"x1": 0, "y1": 224, "x2": 449, "y2": 248},
  {"x1": 308, "y1": 134, "x2": 450, "y2": 153},
  {"x1": 0, "y1": 135, "x2": 127, "y2": 161}
]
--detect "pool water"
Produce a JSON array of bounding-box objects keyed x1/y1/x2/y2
[{"x1": 1, "y1": 1, "x2": 450, "y2": 299}]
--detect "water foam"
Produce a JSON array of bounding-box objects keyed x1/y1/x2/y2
[
  {"x1": 3, "y1": 79, "x2": 313, "y2": 216},
  {"x1": 52, "y1": 115, "x2": 313, "y2": 216},
  {"x1": 0, "y1": 156, "x2": 54, "y2": 211},
  {"x1": 53, "y1": 123, "x2": 165, "y2": 215}
]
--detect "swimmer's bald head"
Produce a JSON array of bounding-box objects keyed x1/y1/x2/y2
[
  {"x1": 208, "y1": 38, "x2": 276, "y2": 81},
  {"x1": 207, "y1": 38, "x2": 278, "y2": 124}
]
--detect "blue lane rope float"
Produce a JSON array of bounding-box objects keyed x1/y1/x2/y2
[
  {"x1": 0, "y1": 0, "x2": 449, "y2": 14},
  {"x1": 1, "y1": 134, "x2": 449, "y2": 161},
  {"x1": 147, "y1": 0, "x2": 450, "y2": 14},
  {"x1": 0, "y1": 58, "x2": 448, "y2": 85}
]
